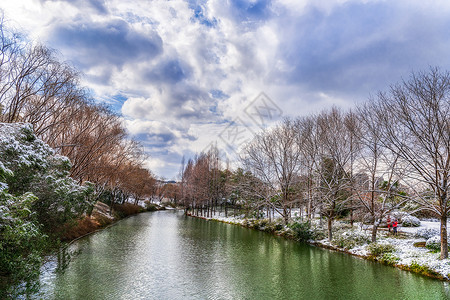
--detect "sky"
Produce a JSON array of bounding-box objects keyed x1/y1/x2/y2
[{"x1": 1, "y1": 0, "x2": 450, "y2": 180}]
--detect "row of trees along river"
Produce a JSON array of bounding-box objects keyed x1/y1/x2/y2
[
  {"x1": 0, "y1": 19, "x2": 158, "y2": 202},
  {"x1": 0, "y1": 18, "x2": 163, "y2": 297},
  {"x1": 179, "y1": 67, "x2": 449, "y2": 259}
]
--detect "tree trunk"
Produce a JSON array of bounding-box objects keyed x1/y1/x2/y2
[
  {"x1": 371, "y1": 222, "x2": 378, "y2": 243},
  {"x1": 350, "y1": 199, "x2": 353, "y2": 227},
  {"x1": 283, "y1": 206, "x2": 289, "y2": 225},
  {"x1": 327, "y1": 217, "x2": 333, "y2": 241},
  {"x1": 440, "y1": 214, "x2": 448, "y2": 259}
]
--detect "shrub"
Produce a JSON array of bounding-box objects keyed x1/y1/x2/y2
[
  {"x1": 333, "y1": 230, "x2": 370, "y2": 250},
  {"x1": 246, "y1": 219, "x2": 270, "y2": 230},
  {"x1": 331, "y1": 222, "x2": 352, "y2": 232},
  {"x1": 425, "y1": 235, "x2": 442, "y2": 251},
  {"x1": 258, "y1": 220, "x2": 284, "y2": 233},
  {"x1": 258, "y1": 219, "x2": 269, "y2": 227},
  {"x1": 243, "y1": 219, "x2": 256, "y2": 229},
  {"x1": 380, "y1": 252, "x2": 400, "y2": 266},
  {"x1": 391, "y1": 211, "x2": 408, "y2": 223},
  {"x1": 252, "y1": 220, "x2": 261, "y2": 229},
  {"x1": 242, "y1": 219, "x2": 251, "y2": 227},
  {"x1": 367, "y1": 243, "x2": 396, "y2": 257},
  {"x1": 242, "y1": 219, "x2": 283, "y2": 233},
  {"x1": 334, "y1": 235, "x2": 357, "y2": 249},
  {"x1": 0, "y1": 191, "x2": 48, "y2": 298},
  {"x1": 402, "y1": 215, "x2": 420, "y2": 227},
  {"x1": 273, "y1": 222, "x2": 284, "y2": 231},
  {"x1": 415, "y1": 228, "x2": 439, "y2": 239},
  {"x1": 248, "y1": 211, "x2": 265, "y2": 219},
  {"x1": 0, "y1": 123, "x2": 95, "y2": 234},
  {"x1": 315, "y1": 230, "x2": 327, "y2": 240},
  {"x1": 288, "y1": 221, "x2": 316, "y2": 242}
]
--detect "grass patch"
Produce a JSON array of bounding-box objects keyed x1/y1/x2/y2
[{"x1": 409, "y1": 261, "x2": 440, "y2": 277}]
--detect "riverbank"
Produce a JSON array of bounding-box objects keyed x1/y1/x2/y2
[
  {"x1": 187, "y1": 212, "x2": 450, "y2": 281},
  {"x1": 61, "y1": 201, "x2": 167, "y2": 241}
]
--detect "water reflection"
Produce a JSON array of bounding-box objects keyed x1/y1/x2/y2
[{"x1": 37, "y1": 211, "x2": 449, "y2": 299}]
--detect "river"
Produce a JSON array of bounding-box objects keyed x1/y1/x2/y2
[{"x1": 37, "y1": 210, "x2": 450, "y2": 299}]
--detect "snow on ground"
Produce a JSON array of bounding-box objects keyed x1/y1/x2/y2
[
  {"x1": 194, "y1": 210, "x2": 450, "y2": 280},
  {"x1": 198, "y1": 211, "x2": 247, "y2": 225},
  {"x1": 400, "y1": 220, "x2": 441, "y2": 234},
  {"x1": 384, "y1": 237, "x2": 450, "y2": 275}
]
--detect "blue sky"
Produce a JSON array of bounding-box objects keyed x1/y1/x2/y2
[{"x1": 2, "y1": 0, "x2": 450, "y2": 179}]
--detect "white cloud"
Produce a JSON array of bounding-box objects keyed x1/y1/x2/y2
[
  {"x1": 3, "y1": 0, "x2": 450, "y2": 178},
  {"x1": 122, "y1": 97, "x2": 164, "y2": 120}
]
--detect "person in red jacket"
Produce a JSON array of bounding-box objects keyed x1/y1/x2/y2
[{"x1": 392, "y1": 220, "x2": 398, "y2": 235}]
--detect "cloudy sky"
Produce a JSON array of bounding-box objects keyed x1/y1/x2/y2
[{"x1": 2, "y1": 0, "x2": 450, "y2": 179}]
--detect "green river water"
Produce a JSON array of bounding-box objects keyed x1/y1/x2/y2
[{"x1": 37, "y1": 210, "x2": 450, "y2": 299}]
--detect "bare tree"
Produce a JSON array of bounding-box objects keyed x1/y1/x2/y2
[
  {"x1": 295, "y1": 115, "x2": 320, "y2": 221},
  {"x1": 344, "y1": 110, "x2": 362, "y2": 226},
  {"x1": 355, "y1": 103, "x2": 410, "y2": 242},
  {"x1": 242, "y1": 118, "x2": 302, "y2": 224},
  {"x1": 315, "y1": 108, "x2": 355, "y2": 241},
  {"x1": 374, "y1": 67, "x2": 450, "y2": 258}
]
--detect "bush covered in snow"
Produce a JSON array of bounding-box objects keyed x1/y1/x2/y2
[
  {"x1": 243, "y1": 218, "x2": 285, "y2": 234},
  {"x1": 402, "y1": 215, "x2": 421, "y2": 227},
  {"x1": 267, "y1": 220, "x2": 284, "y2": 232},
  {"x1": 333, "y1": 230, "x2": 370, "y2": 250},
  {"x1": 367, "y1": 242, "x2": 396, "y2": 257},
  {"x1": 391, "y1": 211, "x2": 410, "y2": 223},
  {"x1": 379, "y1": 252, "x2": 400, "y2": 266},
  {"x1": 0, "y1": 123, "x2": 95, "y2": 232},
  {"x1": 288, "y1": 221, "x2": 318, "y2": 242},
  {"x1": 0, "y1": 123, "x2": 96, "y2": 295},
  {"x1": 426, "y1": 235, "x2": 442, "y2": 251},
  {"x1": 245, "y1": 219, "x2": 270, "y2": 230},
  {"x1": 0, "y1": 187, "x2": 48, "y2": 296},
  {"x1": 414, "y1": 228, "x2": 440, "y2": 239}
]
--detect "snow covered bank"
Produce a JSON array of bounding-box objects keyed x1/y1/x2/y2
[{"x1": 189, "y1": 211, "x2": 450, "y2": 280}]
